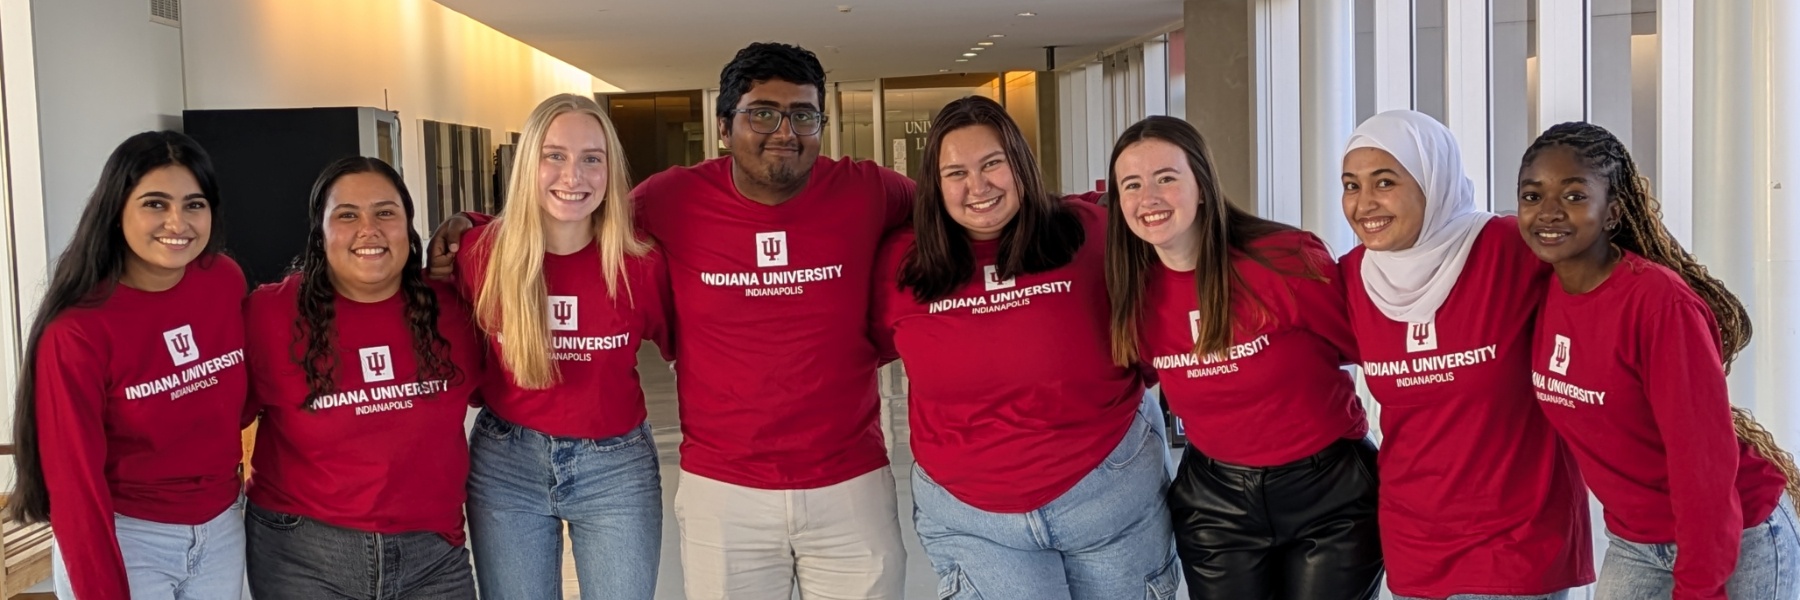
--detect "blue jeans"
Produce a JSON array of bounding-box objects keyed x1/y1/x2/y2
[
  {"x1": 466, "y1": 409, "x2": 662, "y2": 600},
  {"x1": 1595, "y1": 494, "x2": 1800, "y2": 599},
  {"x1": 911, "y1": 398, "x2": 1181, "y2": 599},
  {"x1": 53, "y1": 494, "x2": 246, "y2": 600},
  {"x1": 245, "y1": 502, "x2": 474, "y2": 599}
]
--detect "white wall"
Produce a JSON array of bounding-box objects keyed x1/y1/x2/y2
[
  {"x1": 31, "y1": 0, "x2": 186, "y2": 269},
  {"x1": 179, "y1": 0, "x2": 614, "y2": 234}
]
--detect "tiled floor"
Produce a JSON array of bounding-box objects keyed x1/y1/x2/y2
[{"x1": 562, "y1": 346, "x2": 942, "y2": 599}]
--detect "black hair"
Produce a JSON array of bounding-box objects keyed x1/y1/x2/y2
[
  {"x1": 9, "y1": 131, "x2": 225, "y2": 523},
  {"x1": 716, "y1": 42, "x2": 827, "y2": 133}
]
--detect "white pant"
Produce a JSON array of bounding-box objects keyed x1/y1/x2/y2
[{"x1": 674, "y1": 467, "x2": 908, "y2": 600}]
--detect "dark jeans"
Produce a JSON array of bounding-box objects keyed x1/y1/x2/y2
[
  {"x1": 1169, "y1": 437, "x2": 1385, "y2": 600},
  {"x1": 246, "y1": 501, "x2": 475, "y2": 600}
]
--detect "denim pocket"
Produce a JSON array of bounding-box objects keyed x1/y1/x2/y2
[
  {"x1": 584, "y1": 422, "x2": 650, "y2": 453},
  {"x1": 474, "y1": 409, "x2": 515, "y2": 442},
  {"x1": 1104, "y1": 413, "x2": 1155, "y2": 471},
  {"x1": 935, "y1": 565, "x2": 984, "y2": 599},
  {"x1": 1145, "y1": 553, "x2": 1181, "y2": 600},
  {"x1": 245, "y1": 503, "x2": 304, "y2": 532}
]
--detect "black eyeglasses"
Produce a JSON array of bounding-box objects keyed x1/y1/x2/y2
[{"x1": 732, "y1": 107, "x2": 828, "y2": 136}]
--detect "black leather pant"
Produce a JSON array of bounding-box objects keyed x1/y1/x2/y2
[{"x1": 1168, "y1": 438, "x2": 1384, "y2": 600}]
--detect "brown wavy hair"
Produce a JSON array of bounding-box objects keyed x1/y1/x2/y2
[
  {"x1": 897, "y1": 96, "x2": 1083, "y2": 303},
  {"x1": 1105, "y1": 116, "x2": 1316, "y2": 367}
]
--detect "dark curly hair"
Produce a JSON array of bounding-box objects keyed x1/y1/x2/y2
[
  {"x1": 715, "y1": 42, "x2": 827, "y2": 132},
  {"x1": 291, "y1": 157, "x2": 457, "y2": 409}
]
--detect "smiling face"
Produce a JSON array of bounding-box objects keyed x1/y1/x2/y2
[
  {"x1": 935, "y1": 124, "x2": 1021, "y2": 240},
  {"x1": 323, "y1": 171, "x2": 411, "y2": 300},
  {"x1": 1341, "y1": 147, "x2": 1428, "y2": 251},
  {"x1": 720, "y1": 78, "x2": 823, "y2": 192},
  {"x1": 537, "y1": 111, "x2": 609, "y2": 225},
  {"x1": 1114, "y1": 139, "x2": 1202, "y2": 261},
  {"x1": 120, "y1": 165, "x2": 210, "y2": 288},
  {"x1": 1517, "y1": 144, "x2": 1620, "y2": 267}
]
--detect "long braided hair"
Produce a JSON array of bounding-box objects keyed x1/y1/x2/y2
[
  {"x1": 1522, "y1": 121, "x2": 1800, "y2": 497},
  {"x1": 292, "y1": 157, "x2": 458, "y2": 409}
]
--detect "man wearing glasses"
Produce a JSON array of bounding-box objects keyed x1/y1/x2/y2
[{"x1": 633, "y1": 42, "x2": 914, "y2": 599}]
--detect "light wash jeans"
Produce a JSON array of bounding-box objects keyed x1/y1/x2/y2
[
  {"x1": 465, "y1": 409, "x2": 662, "y2": 600},
  {"x1": 1594, "y1": 494, "x2": 1800, "y2": 599},
  {"x1": 52, "y1": 494, "x2": 246, "y2": 600},
  {"x1": 911, "y1": 396, "x2": 1182, "y2": 599}
]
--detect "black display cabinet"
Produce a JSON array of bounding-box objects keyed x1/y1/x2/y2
[{"x1": 183, "y1": 107, "x2": 401, "y2": 285}]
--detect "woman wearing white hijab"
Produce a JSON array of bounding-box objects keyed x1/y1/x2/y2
[{"x1": 1338, "y1": 110, "x2": 1594, "y2": 600}]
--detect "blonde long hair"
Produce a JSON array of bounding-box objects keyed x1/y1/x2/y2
[{"x1": 475, "y1": 93, "x2": 648, "y2": 389}]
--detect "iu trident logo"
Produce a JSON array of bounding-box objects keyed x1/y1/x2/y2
[
  {"x1": 548, "y1": 296, "x2": 579, "y2": 331},
  {"x1": 162, "y1": 325, "x2": 199, "y2": 366},
  {"x1": 755, "y1": 232, "x2": 789, "y2": 268},
  {"x1": 359, "y1": 346, "x2": 394, "y2": 383},
  {"x1": 982, "y1": 265, "x2": 1015, "y2": 291},
  {"x1": 1188, "y1": 310, "x2": 1202, "y2": 343},
  {"x1": 1405, "y1": 320, "x2": 1438, "y2": 353},
  {"x1": 1550, "y1": 334, "x2": 1571, "y2": 376}
]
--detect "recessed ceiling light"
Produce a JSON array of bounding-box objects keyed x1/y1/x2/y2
[
  {"x1": 939, "y1": 69, "x2": 951, "y2": 73},
  {"x1": 990, "y1": 34, "x2": 1005, "y2": 38},
  {"x1": 962, "y1": 52, "x2": 978, "y2": 57},
  {"x1": 970, "y1": 47, "x2": 984, "y2": 51},
  {"x1": 977, "y1": 42, "x2": 994, "y2": 46},
  {"x1": 1018, "y1": 11, "x2": 1036, "y2": 17},
  {"x1": 956, "y1": 59, "x2": 969, "y2": 62}
]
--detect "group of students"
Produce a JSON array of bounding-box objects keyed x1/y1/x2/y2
[{"x1": 9, "y1": 39, "x2": 1798, "y2": 600}]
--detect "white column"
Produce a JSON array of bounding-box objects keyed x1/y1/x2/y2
[
  {"x1": 1084, "y1": 62, "x2": 1107, "y2": 192},
  {"x1": 1059, "y1": 69, "x2": 1079, "y2": 193},
  {"x1": 1300, "y1": 0, "x2": 1358, "y2": 253},
  {"x1": 1373, "y1": 0, "x2": 1415, "y2": 113},
  {"x1": 1659, "y1": 0, "x2": 1696, "y2": 247},
  {"x1": 1538, "y1": 0, "x2": 1589, "y2": 128},
  {"x1": 1692, "y1": 0, "x2": 1762, "y2": 407},
  {"x1": 1443, "y1": 0, "x2": 1491, "y2": 208},
  {"x1": 1253, "y1": 0, "x2": 1302, "y2": 223},
  {"x1": 1767, "y1": 0, "x2": 1800, "y2": 445},
  {"x1": 1144, "y1": 37, "x2": 1170, "y2": 117},
  {"x1": 0, "y1": 0, "x2": 45, "y2": 450}
]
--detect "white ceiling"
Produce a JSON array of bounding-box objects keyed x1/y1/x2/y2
[{"x1": 434, "y1": 0, "x2": 1184, "y2": 92}]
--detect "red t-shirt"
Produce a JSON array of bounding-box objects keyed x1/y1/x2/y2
[
  {"x1": 1141, "y1": 230, "x2": 1366, "y2": 466},
  {"x1": 1532, "y1": 251, "x2": 1786, "y2": 600},
  {"x1": 870, "y1": 200, "x2": 1142, "y2": 512},
  {"x1": 36, "y1": 256, "x2": 248, "y2": 600},
  {"x1": 244, "y1": 274, "x2": 486, "y2": 545},
  {"x1": 454, "y1": 223, "x2": 672, "y2": 439},
  {"x1": 634, "y1": 156, "x2": 914, "y2": 489},
  {"x1": 1342, "y1": 216, "x2": 1594, "y2": 597}
]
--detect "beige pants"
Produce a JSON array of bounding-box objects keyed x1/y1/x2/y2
[{"x1": 673, "y1": 467, "x2": 908, "y2": 600}]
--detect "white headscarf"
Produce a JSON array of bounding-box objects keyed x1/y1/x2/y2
[{"x1": 1345, "y1": 110, "x2": 1492, "y2": 324}]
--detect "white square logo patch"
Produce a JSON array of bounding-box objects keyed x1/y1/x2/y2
[
  {"x1": 982, "y1": 264, "x2": 1015, "y2": 292},
  {"x1": 755, "y1": 232, "x2": 789, "y2": 268},
  {"x1": 1549, "y1": 334, "x2": 1572, "y2": 376},
  {"x1": 548, "y1": 296, "x2": 579, "y2": 331},
  {"x1": 162, "y1": 325, "x2": 199, "y2": 366},
  {"x1": 359, "y1": 346, "x2": 395, "y2": 383},
  {"x1": 1405, "y1": 321, "x2": 1438, "y2": 353}
]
